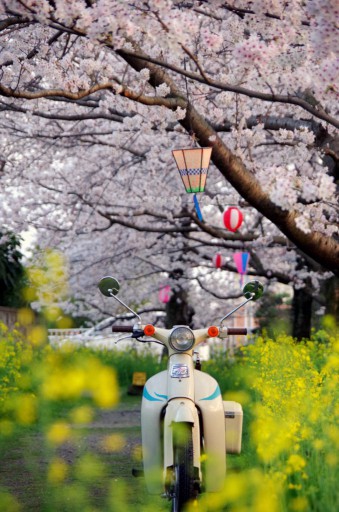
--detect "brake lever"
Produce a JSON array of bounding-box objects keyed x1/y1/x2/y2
[
  {"x1": 115, "y1": 334, "x2": 133, "y2": 343},
  {"x1": 115, "y1": 329, "x2": 145, "y2": 344}
]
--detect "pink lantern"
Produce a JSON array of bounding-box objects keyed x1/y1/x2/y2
[
  {"x1": 159, "y1": 285, "x2": 171, "y2": 304},
  {"x1": 223, "y1": 207, "x2": 243, "y2": 232},
  {"x1": 233, "y1": 252, "x2": 250, "y2": 285},
  {"x1": 213, "y1": 253, "x2": 224, "y2": 269}
]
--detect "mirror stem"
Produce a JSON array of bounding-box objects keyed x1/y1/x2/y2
[
  {"x1": 108, "y1": 291, "x2": 142, "y2": 324},
  {"x1": 220, "y1": 294, "x2": 254, "y2": 326}
]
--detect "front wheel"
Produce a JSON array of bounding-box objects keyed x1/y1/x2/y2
[{"x1": 171, "y1": 422, "x2": 196, "y2": 512}]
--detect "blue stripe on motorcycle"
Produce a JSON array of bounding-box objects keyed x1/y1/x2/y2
[
  {"x1": 143, "y1": 386, "x2": 166, "y2": 402},
  {"x1": 200, "y1": 385, "x2": 221, "y2": 401},
  {"x1": 155, "y1": 392, "x2": 168, "y2": 400}
]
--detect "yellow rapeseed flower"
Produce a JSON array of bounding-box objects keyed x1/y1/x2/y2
[
  {"x1": 27, "y1": 325, "x2": 47, "y2": 346},
  {"x1": 252, "y1": 475, "x2": 282, "y2": 512},
  {"x1": 17, "y1": 308, "x2": 35, "y2": 326},
  {"x1": 325, "y1": 452, "x2": 338, "y2": 467},
  {"x1": 0, "y1": 419, "x2": 13, "y2": 436},
  {"x1": 132, "y1": 444, "x2": 143, "y2": 462},
  {"x1": 88, "y1": 364, "x2": 119, "y2": 408},
  {"x1": 48, "y1": 457, "x2": 68, "y2": 483},
  {"x1": 290, "y1": 496, "x2": 309, "y2": 511},
  {"x1": 42, "y1": 367, "x2": 86, "y2": 400},
  {"x1": 251, "y1": 410, "x2": 295, "y2": 462},
  {"x1": 0, "y1": 489, "x2": 21, "y2": 512},
  {"x1": 313, "y1": 438, "x2": 325, "y2": 450},
  {"x1": 15, "y1": 393, "x2": 37, "y2": 425},
  {"x1": 74, "y1": 453, "x2": 105, "y2": 482},
  {"x1": 69, "y1": 405, "x2": 93, "y2": 425},
  {"x1": 46, "y1": 421, "x2": 71, "y2": 445},
  {"x1": 101, "y1": 434, "x2": 125, "y2": 453}
]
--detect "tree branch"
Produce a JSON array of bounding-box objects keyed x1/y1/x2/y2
[
  {"x1": 116, "y1": 49, "x2": 339, "y2": 129},
  {"x1": 116, "y1": 47, "x2": 339, "y2": 274}
]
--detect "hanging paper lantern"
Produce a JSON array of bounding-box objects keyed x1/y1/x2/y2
[
  {"x1": 172, "y1": 147, "x2": 212, "y2": 193},
  {"x1": 172, "y1": 147, "x2": 212, "y2": 222},
  {"x1": 233, "y1": 252, "x2": 250, "y2": 285},
  {"x1": 159, "y1": 285, "x2": 171, "y2": 304},
  {"x1": 213, "y1": 253, "x2": 224, "y2": 269},
  {"x1": 223, "y1": 207, "x2": 243, "y2": 232}
]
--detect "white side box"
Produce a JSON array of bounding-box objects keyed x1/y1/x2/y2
[{"x1": 223, "y1": 401, "x2": 243, "y2": 454}]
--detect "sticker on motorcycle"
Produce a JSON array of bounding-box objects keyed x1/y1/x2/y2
[{"x1": 171, "y1": 363, "x2": 190, "y2": 378}]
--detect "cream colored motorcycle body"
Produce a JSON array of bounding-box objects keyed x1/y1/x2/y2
[
  {"x1": 141, "y1": 329, "x2": 226, "y2": 497},
  {"x1": 98, "y1": 277, "x2": 263, "y2": 511}
]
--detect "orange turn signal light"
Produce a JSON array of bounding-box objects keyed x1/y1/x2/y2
[
  {"x1": 208, "y1": 326, "x2": 219, "y2": 337},
  {"x1": 144, "y1": 324, "x2": 156, "y2": 336}
]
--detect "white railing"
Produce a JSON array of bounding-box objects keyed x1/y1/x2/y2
[{"x1": 48, "y1": 328, "x2": 89, "y2": 338}]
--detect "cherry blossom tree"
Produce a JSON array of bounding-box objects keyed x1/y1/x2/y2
[{"x1": 0, "y1": 1, "x2": 338, "y2": 336}]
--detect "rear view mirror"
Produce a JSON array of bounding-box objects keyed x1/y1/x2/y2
[
  {"x1": 243, "y1": 280, "x2": 264, "y2": 301},
  {"x1": 98, "y1": 276, "x2": 120, "y2": 297}
]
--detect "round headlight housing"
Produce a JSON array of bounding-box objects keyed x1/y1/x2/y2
[{"x1": 169, "y1": 326, "x2": 195, "y2": 352}]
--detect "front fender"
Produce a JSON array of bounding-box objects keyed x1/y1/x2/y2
[
  {"x1": 163, "y1": 399, "x2": 201, "y2": 472},
  {"x1": 173, "y1": 400, "x2": 195, "y2": 423}
]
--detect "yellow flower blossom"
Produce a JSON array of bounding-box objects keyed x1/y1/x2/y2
[
  {"x1": 325, "y1": 452, "x2": 338, "y2": 467},
  {"x1": 290, "y1": 497, "x2": 309, "y2": 511},
  {"x1": 0, "y1": 489, "x2": 21, "y2": 512},
  {"x1": 15, "y1": 393, "x2": 37, "y2": 425},
  {"x1": 48, "y1": 458, "x2": 68, "y2": 483},
  {"x1": 69, "y1": 405, "x2": 93, "y2": 425},
  {"x1": 0, "y1": 419, "x2": 13, "y2": 436},
  {"x1": 46, "y1": 421, "x2": 71, "y2": 445},
  {"x1": 132, "y1": 444, "x2": 143, "y2": 462},
  {"x1": 74, "y1": 454, "x2": 105, "y2": 482},
  {"x1": 101, "y1": 434, "x2": 125, "y2": 452},
  {"x1": 27, "y1": 325, "x2": 47, "y2": 346},
  {"x1": 313, "y1": 438, "x2": 324, "y2": 450},
  {"x1": 17, "y1": 308, "x2": 35, "y2": 326},
  {"x1": 286, "y1": 454, "x2": 307, "y2": 474}
]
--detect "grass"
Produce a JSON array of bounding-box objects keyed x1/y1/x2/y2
[
  {"x1": 0, "y1": 429, "x2": 47, "y2": 511},
  {"x1": 0, "y1": 389, "x2": 169, "y2": 512}
]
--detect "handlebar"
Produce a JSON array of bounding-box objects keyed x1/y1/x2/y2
[
  {"x1": 111, "y1": 325, "x2": 248, "y2": 336},
  {"x1": 112, "y1": 325, "x2": 134, "y2": 333},
  {"x1": 227, "y1": 328, "x2": 247, "y2": 335}
]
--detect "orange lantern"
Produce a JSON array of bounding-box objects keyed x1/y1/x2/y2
[{"x1": 172, "y1": 147, "x2": 212, "y2": 193}]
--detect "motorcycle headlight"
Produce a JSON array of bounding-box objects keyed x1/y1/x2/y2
[{"x1": 169, "y1": 327, "x2": 195, "y2": 352}]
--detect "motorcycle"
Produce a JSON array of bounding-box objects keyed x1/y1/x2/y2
[{"x1": 98, "y1": 276, "x2": 264, "y2": 511}]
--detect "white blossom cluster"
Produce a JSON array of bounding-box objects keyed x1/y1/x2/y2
[{"x1": 0, "y1": 0, "x2": 337, "y2": 321}]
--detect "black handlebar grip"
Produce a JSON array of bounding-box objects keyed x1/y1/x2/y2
[
  {"x1": 227, "y1": 328, "x2": 248, "y2": 335},
  {"x1": 112, "y1": 326, "x2": 134, "y2": 333}
]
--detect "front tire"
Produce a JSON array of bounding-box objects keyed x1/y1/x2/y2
[{"x1": 171, "y1": 422, "x2": 195, "y2": 512}]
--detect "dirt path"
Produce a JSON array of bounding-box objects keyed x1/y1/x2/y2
[
  {"x1": 89, "y1": 406, "x2": 141, "y2": 429},
  {"x1": 0, "y1": 403, "x2": 149, "y2": 511}
]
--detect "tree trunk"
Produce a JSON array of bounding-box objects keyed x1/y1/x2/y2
[
  {"x1": 165, "y1": 287, "x2": 195, "y2": 329},
  {"x1": 321, "y1": 276, "x2": 339, "y2": 326},
  {"x1": 325, "y1": 276, "x2": 339, "y2": 322},
  {"x1": 292, "y1": 286, "x2": 313, "y2": 340}
]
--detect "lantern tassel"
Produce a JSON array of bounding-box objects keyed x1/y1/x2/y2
[{"x1": 193, "y1": 194, "x2": 204, "y2": 222}]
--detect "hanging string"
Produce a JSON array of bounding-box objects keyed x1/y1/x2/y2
[
  {"x1": 184, "y1": 58, "x2": 204, "y2": 222},
  {"x1": 183, "y1": 58, "x2": 196, "y2": 146}
]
